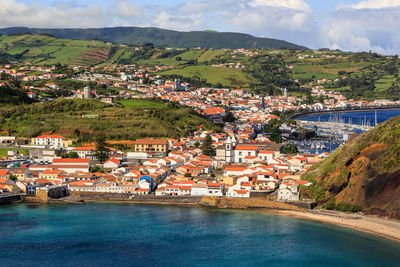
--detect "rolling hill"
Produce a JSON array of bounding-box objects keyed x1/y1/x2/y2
[
  {"x1": 0, "y1": 34, "x2": 110, "y2": 65},
  {"x1": 0, "y1": 27, "x2": 308, "y2": 50},
  {"x1": 0, "y1": 98, "x2": 221, "y2": 141},
  {"x1": 303, "y1": 116, "x2": 400, "y2": 218}
]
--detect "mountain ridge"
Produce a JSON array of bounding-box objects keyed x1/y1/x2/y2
[{"x1": 0, "y1": 26, "x2": 308, "y2": 50}]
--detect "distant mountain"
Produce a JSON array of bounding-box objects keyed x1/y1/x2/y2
[
  {"x1": 304, "y1": 116, "x2": 400, "y2": 219},
  {"x1": 0, "y1": 27, "x2": 308, "y2": 50}
]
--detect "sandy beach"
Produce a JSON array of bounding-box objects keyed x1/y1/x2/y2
[{"x1": 275, "y1": 210, "x2": 400, "y2": 243}]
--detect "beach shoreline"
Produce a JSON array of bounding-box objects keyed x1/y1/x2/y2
[{"x1": 270, "y1": 209, "x2": 400, "y2": 243}]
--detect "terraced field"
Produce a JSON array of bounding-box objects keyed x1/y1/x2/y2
[{"x1": 0, "y1": 34, "x2": 111, "y2": 65}]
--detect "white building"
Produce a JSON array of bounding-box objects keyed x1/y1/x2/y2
[
  {"x1": 31, "y1": 135, "x2": 70, "y2": 149},
  {"x1": 277, "y1": 183, "x2": 299, "y2": 201},
  {"x1": 52, "y1": 158, "x2": 91, "y2": 173},
  {"x1": 191, "y1": 184, "x2": 208, "y2": 196},
  {"x1": 234, "y1": 145, "x2": 258, "y2": 163}
]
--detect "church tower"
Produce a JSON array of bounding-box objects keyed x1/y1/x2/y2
[{"x1": 225, "y1": 136, "x2": 233, "y2": 163}]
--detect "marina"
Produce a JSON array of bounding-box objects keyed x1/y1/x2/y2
[{"x1": 294, "y1": 109, "x2": 400, "y2": 154}]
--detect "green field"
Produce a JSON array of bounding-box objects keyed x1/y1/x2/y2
[
  {"x1": 292, "y1": 61, "x2": 369, "y2": 80},
  {"x1": 119, "y1": 99, "x2": 166, "y2": 109},
  {"x1": 139, "y1": 49, "x2": 205, "y2": 66},
  {"x1": 375, "y1": 75, "x2": 393, "y2": 92},
  {"x1": 198, "y1": 50, "x2": 226, "y2": 63},
  {"x1": 159, "y1": 65, "x2": 256, "y2": 87},
  {"x1": 0, "y1": 34, "x2": 110, "y2": 65},
  {"x1": 0, "y1": 148, "x2": 29, "y2": 158}
]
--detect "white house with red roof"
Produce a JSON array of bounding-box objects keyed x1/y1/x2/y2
[
  {"x1": 234, "y1": 145, "x2": 258, "y2": 163},
  {"x1": 103, "y1": 159, "x2": 121, "y2": 169},
  {"x1": 227, "y1": 189, "x2": 250, "y2": 198},
  {"x1": 52, "y1": 158, "x2": 90, "y2": 173}
]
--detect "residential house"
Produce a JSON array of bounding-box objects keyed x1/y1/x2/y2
[{"x1": 134, "y1": 139, "x2": 168, "y2": 157}]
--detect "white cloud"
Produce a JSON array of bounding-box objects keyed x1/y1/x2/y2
[
  {"x1": 115, "y1": 1, "x2": 143, "y2": 19},
  {"x1": 153, "y1": 12, "x2": 205, "y2": 31},
  {"x1": 321, "y1": 6, "x2": 400, "y2": 54},
  {"x1": 0, "y1": 0, "x2": 109, "y2": 28},
  {"x1": 344, "y1": 0, "x2": 400, "y2": 9},
  {"x1": 249, "y1": 0, "x2": 311, "y2": 11}
]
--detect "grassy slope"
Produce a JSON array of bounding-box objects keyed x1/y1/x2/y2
[
  {"x1": 292, "y1": 61, "x2": 369, "y2": 80},
  {"x1": 0, "y1": 148, "x2": 29, "y2": 158},
  {"x1": 198, "y1": 50, "x2": 226, "y2": 62},
  {"x1": 0, "y1": 35, "x2": 110, "y2": 65},
  {"x1": 159, "y1": 65, "x2": 256, "y2": 87},
  {"x1": 0, "y1": 98, "x2": 221, "y2": 140},
  {"x1": 303, "y1": 115, "x2": 400, "y2": 218},
  {"x1": 138, "y1": 49, "x2": 205, "y2": 66}
]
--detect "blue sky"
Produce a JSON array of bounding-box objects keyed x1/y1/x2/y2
[{"x1": 3, "y1": 0, "x2": 400, "y2": 54}]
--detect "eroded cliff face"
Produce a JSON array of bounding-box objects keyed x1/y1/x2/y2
[{"x1": 305, "y1": 116, "x2": 400, "y2": 219}]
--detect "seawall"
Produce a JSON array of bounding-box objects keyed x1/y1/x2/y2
[
  {"x1": 0, "y1": 194, "x2": 24, "y2": 204},
  {"x1": 69, "y1": 192, "x2": 202, "y2": 206}
]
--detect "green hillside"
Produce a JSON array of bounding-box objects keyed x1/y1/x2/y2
[
  {"x1": 0, "y1": 27, "x2": 308, "y2": 50},
  {"x1": 0, "y1": 34, "x2": 110, "y2": 65},
  {"x1": 160, "y1": 65, "x2": 256, "y2": 88},
  {"x1": 0, "y1": 98, "x2": 221, "y2": 141},
  {"x1": 0, "y1": 34, "x2": 399, "y2": 97},
  {"x1": 302, "y1": 116, "x2": 400, "y2": 218}
]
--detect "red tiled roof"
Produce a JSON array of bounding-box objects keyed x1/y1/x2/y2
[
  {"x1": 134, "y1": 139, "x2": 168, "y2": 145},
  {"x1": 234, "y1": 190, "x2": 248, "y2": 194},
  {"x1": 41, "y1": 169, "x2": 63, "y2": 175},
  {"x1": 235, "y1": 145, "x2": 258, "y2": 151},
  {"x1": 35, "y1": 135, "x2": 65, "y2": 139},
  {"x1": 53, "y1": 159, "x2": 89, "y2": 164}
]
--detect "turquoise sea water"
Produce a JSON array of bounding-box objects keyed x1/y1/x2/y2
[{"x1": 1, "y1": 204, "x2": 400, "y2": 266}]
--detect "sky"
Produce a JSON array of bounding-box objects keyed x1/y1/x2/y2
[{"x1": 1, "y1": 0, "x2": 400, "y2": 54}]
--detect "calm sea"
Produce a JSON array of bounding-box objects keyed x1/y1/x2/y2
[
  {"x1": 298, "y1": 109, "x2": 400, "y2": 126},
  {"x1": 0, "y1": 203, "x2": 399, "y2": 266}
]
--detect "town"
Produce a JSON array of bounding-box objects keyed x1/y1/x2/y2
[{"x1": 0, "y1": 49, "x2": 399, "y2": 205}]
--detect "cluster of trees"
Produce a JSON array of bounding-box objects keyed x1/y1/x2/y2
[
  {"x1": 264, "y1": 119, "x2": 283, "y2": 143},
  {"x1": 245, "y1": 55, "x2": 300, "y2": 95},
  {"x1": 201, "y1": 134, "x2": 216, "y2": 156},
  {"x1": 0, "y1": 83, "x2": 34, "y2": 105}
]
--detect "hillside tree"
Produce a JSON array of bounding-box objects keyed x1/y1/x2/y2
[
  {"x1": 201, "y1": 134, "x2": 215, "y2": 156},
  {"x1": 94, "y1": 134, "x2": 109, "y2": 164}
]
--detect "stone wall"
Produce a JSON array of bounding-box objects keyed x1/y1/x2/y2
[
  {"x1": 69, "y1": 192, "x2": 202, "y2": 204},
  {"x1": 0, "y1": 194, "x2": 23, "y2": 204}
]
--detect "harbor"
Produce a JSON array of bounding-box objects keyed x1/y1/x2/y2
[{"x1": 292, "y1": 109, "x2": 400, "y2": 154}]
